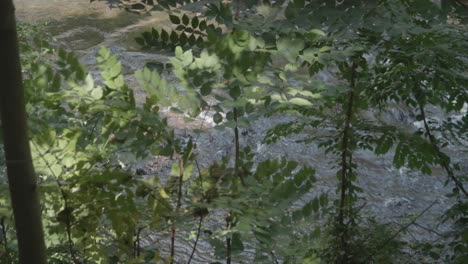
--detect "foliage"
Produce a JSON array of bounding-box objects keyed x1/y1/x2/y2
[
  {"x1": 135, "y1": 15, "x2": 222, "y2": 50},
  {"x1": 1, "y1": 23, "x2": 175, "y2": 262},
  {"x1": 186, "y1": 147, "x2": 325, "y2": 262},
  {"x1": 144, "y1": 0, "x2": 467, "y2": 262},
  {"x1": 320, "y1": 216, "x2": 407, "y2": 264},
  {"x1": 16, "y1": 22, "x2": 54, "y2": 70},
  {"x1": 441, "y1": 200, "x2": 468, "y2": 263},
  {"x1": 1, "y1": 0, "x2": 467, "y2": 263}
]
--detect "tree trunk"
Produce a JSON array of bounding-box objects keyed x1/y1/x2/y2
[{"x1": 0, "y1": 1, "x2": 47, "y2": 263}]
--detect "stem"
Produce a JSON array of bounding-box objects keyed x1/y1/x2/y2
[
  {"x1": 31, "y1": 141, "x2": 77, "y2": 263},
  {"x1": 188, "y1": 159, "x2": 207, "y2": 264},
  {"x1": 235, "y1": 0, "x2": 240, "y2": 18},
  {"x1": 194, "y1": 104, "x2": 211, "y2": 144},
  {"x1": 233, "y1": 108, "x2": 244, "y2": 186},
  {"x1": 195, "y1": 159, "x2": 204, "y2": 194},
  {"x1": 134, "y1": 227, "x2": 143, "y2": 258},
  {"x1": 63, "y1": 195, "x2": 75, "y2": 262},
  {"x1": 170, "y1": 219, "x2": 175, "y2": 262},
  {"x1": 418, "y1": 105, "x2": 468, "y2": 197},
  {"x1": 337, "y1": 62, "x2": 357, "y2": 264},
  {"x1": 369, "y1": 199, "x2": 438, "y2": 260},
  {"x1": 1, "y1": 217, "x2": 9, "y2": 258},
  {"x1": 224, "y1": 107, "x2": 244, "y2": 264},
  {"x1": 226, "y1": 211, "x2": 232, "y2": 264},
  {"x1": 187, "y1": 216, "x2": 203, "y2": 264},
  {"x1": 270, "y1": 251, "x2": 280, "y2": 264},
  {"x1": 347, "y1": 148, "x2": 354, "y2": 221},
  {"x1": 412, "y1": 222, "x2": 444, "y2": 237},
  {"x1": 87, "y1": 113, "x2": 101, "y2": 141},
  {"x1": 170, "y1": 158, "x2": 185, "y2": 264}
]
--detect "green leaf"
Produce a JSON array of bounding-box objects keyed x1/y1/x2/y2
[
  {"x1": 277, "y1": 37, "x2": 304, "y2": 62},
  {"x1": 191, "y1": 16, "x2": 199, "y2": 28},
  {"x1": 245, "y1": 102, "x2": 254, "y2": 113},
  {"x1": 114, "y1": 75, "x2": 125, "y2": 88},
  {"x1": 51, "y1": 73, "x2": 61, "y2": 91},
  {"x1": 58, "y1": 48, "x2": 67, "y2": 60},
  {"x1": 229, "y1": 86, "x2": 241, "y2": 99},
  {"x1": 62, "y1": 157, "x2": 75, "y2": 168},
  {"x1": 200, "y1": 81, "x2": 213, "y2": 96},
  {"x1": 289, "y1": 98, "x2": 312, "y2": 106},
  {"x1": 109, "y1": 62, "x2": 122, "y2": 78},
  {"x1": 152, "y1": 28, "x2": 159, "y2": 39},
  {"x1": 170, "y1": 31, "x2": 179, "y2": 43},
  {"x1": 104, "y1": 80, "x2": 116, "y2": 89},
  {"x1": 199, "y1": 20, "x2": 207, "y2": 31},
  {"x1": 196, "y1": 36, "x2": 204, "y2": 47},
  {"x1": 169, "y1": 162, "x2": 180, "y2": 177},
  {"x1": 305, "y1": 29, "x2": 326, "y2": 42},
  {"x1": 161, "y1": 29, "x2": 169, "y2": 42},
  {"x1": 231, "y1": 233, "x2": 244, "y2": 254},
  {"x1": 183, "y1": 163, "x2": 194, "y2": 181},
  {"x1": 142, "y1": 31, "x2": 152, "y2": 44},
  {"x1": 213, "y1": 112, "x2": 223, "y2": 124},
  {"x1": 226, "y1": 111, "x2": 234, "y2": 121},
  {"x1": 319, "y1": 194, "x2": 328, "y2": 207},
  {"x1": 135, "y1": 37, "x2": 145, "y2": 46},
  {"x1": 188, "y1": 34, "x2": 196, "y2": 46},
  {"x1": 91, "y1": 87, "x2": 103, "y2": 99},
  {"x1": 182, "y1": 49, "x2": 193, "y2": 67},
  {"x1": 182, "y1": 14, "x2": 189, "y2": 26},
  {"x1": 237, "y1": 118, "x2": 250, "y2": 128},
  {"x1": 294, "y1": 0, "x2": 305, "y2": 8},
  {"x1": 185, "y1": 27, "x2": 194, "y2": 34},
  {"x1": 83, "y1": 74, "x2": 94, "y2": 91},
  {"x1": 169, "y1": 15, "x2": 181, "y2": 24},
  {"x1": 311, "y1": 197, "x2": 320, "y2": 212},
  {"x1": 179, "y1": 33, "x2": 188, "y2": 46},
  {"x1": 175, "y1": 46, "x2": 183, "y2": 58},
  {"x1": 50, "y1": 164, "x2": 62, "y2": 176},
  {"x1": 98, "y1": 46, "x2": 109, "y2": 59}
]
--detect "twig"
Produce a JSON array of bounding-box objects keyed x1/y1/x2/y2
[
  {"x1": 170, "y1": 217, "x2": 176, "y2": 261},
  {"x1": 337, "y1": 62, "x2": 358, "y2": 261},
  {"x1": 194, "y1": 159, "x2": 204, "y2": 195},
  {"x1": 226, "y1": 211, "x2": 232, "y2": 264},
  {"x1": 270, "y1": 251, "x2": 280, "y2": 264},
  {"x1": 170, "y1": 158, "x2": 185, "y2": 264},
  {"x1": 370, "y1": 199, "x2": 438, "y2": 259},
  {"x1": 418, "y1": 105, "x2": 468, "y2": 197},
  {"x1": 134, "y1": 227, "x2": 143, "y2": 258},
  {"x1": 233, "y1": 107, "x2": 245, "y2": 186},
  {"x1": 393, "y1": 222, "x2": 417, "y2": 241},
  {"x1": 412, "y1": 222, "x2": 444, "y2": 237},
  {"x1": 31, "y1": 141, "x2": 78, "y2": 263},
  {"x1": 347, "y1": 151, "x2": 354, "y2": 221},
  {"x1": 86, "y1": 113, "x2": 102, "y2": 141},
  {"x1": 194, "y1": 104, "x2": 211, "y2": 144},
  {"x1": 345, "y1": 202, "x2": 367, "y2": 226},
  {"x1": 187, "y1": 216, "x2": 203, "y2": 264},
  {"x1": 235, "y1": 0, "x2": 241, "y2": 18},
  {"x1": 1, "y1": 217, "x2": 9, "y2": 258}
]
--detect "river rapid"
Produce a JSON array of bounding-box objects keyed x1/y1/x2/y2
[{"x1": 13, "y1": 1, "x2": 467, "y2": 263}]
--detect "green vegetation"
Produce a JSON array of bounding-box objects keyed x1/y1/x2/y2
[{"x1": 1, "y1": 0, "x2": 467, "y2": 263}]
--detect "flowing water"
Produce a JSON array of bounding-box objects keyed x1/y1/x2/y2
[{"x1": 13, "y1": 1, "x2": 467, "y2": 263}]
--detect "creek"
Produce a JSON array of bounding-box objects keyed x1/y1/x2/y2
[{"x1": 13, "y1": 1, "x2": 467, "y2": 263}]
